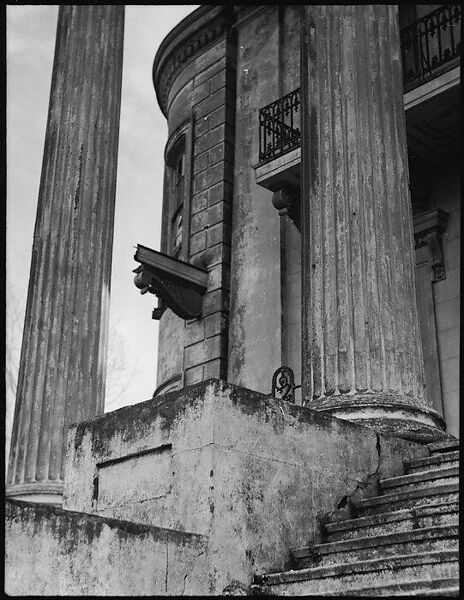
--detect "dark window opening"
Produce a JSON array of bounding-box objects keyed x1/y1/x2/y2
[
  {"x1": 166, "y1": 138, "x2": 186, "y2": 259},
  {"x1": 171, "y1": 205, "x2": 183, "y2": 258}
]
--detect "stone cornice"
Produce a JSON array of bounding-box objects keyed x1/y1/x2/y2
[
  {"x1": 153, "y1": 5, "x2": 231, "y2": 118},
  {"x1": 153, "y1": 5, "x2": 271, "y2": 118},
  {"x1": 413, "y1": 207, "x2": 448, "y2": 241},
  {"x1": 133, "y1": 244, "x2": 208, "y2": 320}
]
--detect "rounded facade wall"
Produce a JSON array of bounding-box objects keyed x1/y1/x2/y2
[
  {"x1": 152, "y1": 5, "x2": 305, "y2": 395},
  {"x1": 152, "y1": 6, "x2": 237, "y2": 392}
]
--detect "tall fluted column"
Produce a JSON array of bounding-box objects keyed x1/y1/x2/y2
[
  {"x1": 300, "y1": 5, "x2": 447, "y2": 442},
  {"x1": 7, "y1": 6, "x2": 124, "y2": 503}
]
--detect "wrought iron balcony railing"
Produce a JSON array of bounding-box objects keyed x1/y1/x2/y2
[
  {"x1": 401, "y1": 4, "x2": 461, "y2": 91},
  {"x1": 258, "y1": 88, "x2": 300, "y2": 164},
  {"x1": 259, "y1": 6, "x2": 461, "y2": 164}
]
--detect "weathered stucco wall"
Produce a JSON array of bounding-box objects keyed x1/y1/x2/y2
[
  {"x1": 5, "y1": 499, "x2": 209, "y2": 595},
  {"x1": 281, "y1": 5, "x2": 300, "y2": 95},
  {"x1": 280, "y1": 5, "x2": 302, "y2": 401},
  {"x1": 63, "y1": 379, "x2": 427, "y2": 592},
  {"x1": 156, "y1": 308, "x2": 184, "y2": 393},
  {"x1": 282, "y1": 217, "x2": 302, "y2": 400},
  {"x1": 228, "y1": 7, "x2": 283, "y2": 391}
]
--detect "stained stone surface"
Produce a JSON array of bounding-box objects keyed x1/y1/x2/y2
[
  {"x1": 300, "y1": 5, "x2": 446, "y2": 441},
  {"x1": 7, "y1": 6, "x2": 124, "y2": 502},
  {"x1": 5, "y1": 499, "x2": 209, "y2": 595},
  {"x1": 63, "y1": 379, "x2": 425, "y2": 593}
]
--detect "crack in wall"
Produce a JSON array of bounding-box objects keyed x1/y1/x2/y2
[
  {"x1": 349, "y1": 432, "x2": 382, "y2": 495},
  {"x1": 165, "y1": 544, "x2": 169, "y2": 593},
  {"x1": 181, "y1": 549, "x2": 206, "y2": 595},
  {"x1": 323, "y1": 432, "x2": 383, "y2": 531},
  {"x1": 218, "y1": 444, "x2": 302, "y2": 467}
]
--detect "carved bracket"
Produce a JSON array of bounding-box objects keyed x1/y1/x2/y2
[
  {"x1": 271, "y1": 186, "x2": 301, "y2": 230},
  {"x1": 133, "y1": 244, "x2": 208, "y2": 320},
  {"x1": 413, "y1": 208, "x2": 449, "y2": 282}
]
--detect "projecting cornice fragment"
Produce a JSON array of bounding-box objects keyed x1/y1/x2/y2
[
  {"x1": 413, "y1": 208, "x2": 449, "y2": 282},
  {"x1": 133, "y1": 244, "x2": 208, "y2": 320}
]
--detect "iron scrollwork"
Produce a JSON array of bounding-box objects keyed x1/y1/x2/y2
[
  {"x1": 271, "y1": 366, "x2": 297, "y2": 403},
  {"x1": 259, "y1": 88, "x2": 301, "y2": 164},
  {"x1": 400, "y1": 5, "x2": 461, "y2": 91}
]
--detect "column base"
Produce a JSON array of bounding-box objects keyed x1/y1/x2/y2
[
  {"x1": 307, "y1": 393, "x2": 452, "y2": 444},
  {"x1": 6, "y1": 482, "x2": 63, "y2": 506}
]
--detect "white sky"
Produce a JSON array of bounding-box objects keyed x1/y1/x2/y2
[{"x1": 6, "y1": 5, "x2": 199, "y2": 455}]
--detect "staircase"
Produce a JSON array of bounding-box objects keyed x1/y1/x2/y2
[{"x1": 253, "y1": 440, "x2": 459, "y2": 596}]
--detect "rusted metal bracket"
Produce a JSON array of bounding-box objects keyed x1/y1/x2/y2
[{"x1": 133, "y1": 244, "x2": 208, "y2": 320}]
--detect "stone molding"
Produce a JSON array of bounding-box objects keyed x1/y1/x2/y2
[
  {"x1": 152, "y1": 374, "x2": 182, "y2": 398},
  {"x1": 153, "y1": 6, "x2": 271, "y2": 118},
  {"x1": 153, "y1": 6, "x2": 231, "y2": 117},
  {"x1": 5, "y1": 481, "x2": 64, "y2": 498},
  {"x1": 404, "y1": 65, "x2": 460, "y2": 111}
]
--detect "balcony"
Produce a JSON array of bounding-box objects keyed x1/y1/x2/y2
[
  {"x1": 256, "y1": 5, "x2": 461, "y2": 177},
  {"x1": 258, "y1": 88, "x2": 301, "y2": 165},
  {"x1": 401, "y1": 5, "x2": 461, "y2": 92}
]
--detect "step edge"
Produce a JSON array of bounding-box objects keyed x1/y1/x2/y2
[
  {"x1": 263, "y1": 550, "x2": 459, "y2": 585},
  {"x1": 380, "y1": 466, "x2": 459, "y2": 488},
  {"x1": 428, "y1": 440, "x2": 460, "y2": 453},
  {"x1": 292, "y1": 524, "x2": 458, "y2": 557},
  {"x1": 325, "y1": 502, "x2": 459, "y2": 532},
  {"x1": 322, "y1": 586, "x2": 460, "y2": 597},
  {"x1": 405, "y1": 451, "x2": 459, "y2": 469},
  {"x1": 356, "y1": 482, "x2": 459, "y2": 507},
  {"x1": 405, "y1": 589, "x2": 460, "y2": 597},
  {"x1": 318, "y1": 577, "x2": 460, "y2": 596}
]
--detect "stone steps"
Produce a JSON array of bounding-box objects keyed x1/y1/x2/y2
[
  {"x1": 379, "y1": 465, "x2": 459, "y2": 494},
  {"x1": 255, "y1": 440, "x2": 459, "y2": 596},
  {"x1": 324, "y1": 501, "x2": 458, "y2": 542},
  {"x1": 258, "y1": 550, "x2": 458, "y2": 595},
  {"x1": 404, "y1": 450, "x2": 459, "y2": 474},
  {"x1": 353, "y1": 482, "x2": 458, "y2": 516},
  {"x1": 291, "y1": 525, "x2": 458, "y2": 568}
]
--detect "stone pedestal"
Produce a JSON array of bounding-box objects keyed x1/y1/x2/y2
[
  {"x1": 300, "y1": 6, "x2": 446, "y2": 442},
  {"x1": 62, "y1": 379, "x2": 425, "y2": 593},
  {"x1": 6, "y1": 6, "x2": 124, "y2": 503}
]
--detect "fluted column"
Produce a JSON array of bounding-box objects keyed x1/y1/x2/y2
[
  {"x1": 7, "y1": 6, "x2": 124, "y2": 503},
  {"x1": 300, "y1": 5, "x2": 446, "y2": 442}
]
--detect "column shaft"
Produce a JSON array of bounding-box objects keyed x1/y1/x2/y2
[
  {"x1": 300, "y1": 5, "x2": 446, "y2": 441},
  {"x1": 7, "y1": 6, "x2": 124, "y2": 502}
]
